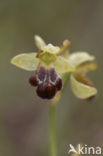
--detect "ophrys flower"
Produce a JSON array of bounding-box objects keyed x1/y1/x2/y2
[{"x1": 11, "y1": 35, "x2": 97, "y2": 100}]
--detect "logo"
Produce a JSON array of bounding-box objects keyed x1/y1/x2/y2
[{"x1": 68, "y1": 144, "x2": 102, "y2": 155}]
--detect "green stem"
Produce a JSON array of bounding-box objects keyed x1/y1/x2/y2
[{"x1": 49, "y1": 104, "x2": 57, "y2": 156}]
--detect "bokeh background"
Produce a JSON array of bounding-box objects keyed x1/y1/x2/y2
[{"x1": 0, "y1": 0, "x2": 103, "y2": 156}]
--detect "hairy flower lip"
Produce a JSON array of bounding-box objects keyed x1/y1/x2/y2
[
  {"x1": 29, "y1": 73, "x2": 38, "y2": 86},
  {"x1": 37, "y1": 66, "x2": 47, "y2": 83},
  {"x1": 36, "y1": 83, "x2": 57, "y2": 99},
  {"x1": 29, "y1": 67, "x2": 62, "y2": 99},
  {"x1": 55, "y1": 77, "x2": 62, "y2": 90}
]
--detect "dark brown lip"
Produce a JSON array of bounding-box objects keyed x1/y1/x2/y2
[{"x1": 29, "y1": 66, "x2": 62, "y2": 99}]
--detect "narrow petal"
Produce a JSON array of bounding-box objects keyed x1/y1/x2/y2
[
  {"x1": 11, "y1": 53, "x2": 39, "y2": 71},
  {"x1": 57, "y1": 40, "x2": 71, "y2": 56},
  {"x1": 53, "y1": 56, "x2": 75, "y2": 74},
  {"x1": 34, "y1": 35, "x2": 46, "y2": 50},
  {"x1": 76, "y1": 62, "x2": 98, "y2": 73},
  {"x1": 70, "y1": 74, "x2": 97, "y2": 99},
  {"x1": 68, "y1": 52, "x2": 95, "y2": 67}
]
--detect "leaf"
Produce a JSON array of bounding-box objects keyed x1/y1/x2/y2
[
  {"x1": 34, "y1": 35, "x2": 46, "y2": 50},
  {"x1": 11, "y1": 53, "x2": 39, "y2": 71},
  {"x1": 54, "y1": 56, "x2": 75, "y2": 74},
  {"x1": 70, "y1": 74, "x2": 97, "y2": 99},
  {"x1": 68, "y1": 52, "x2": 95, "y2": 67}
]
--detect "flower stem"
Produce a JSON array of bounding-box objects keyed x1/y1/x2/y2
[{"x1": 49, "y1": 104, "x2": 57, "y2": 156}]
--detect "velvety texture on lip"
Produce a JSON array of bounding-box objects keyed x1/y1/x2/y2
[{"x1": 29, "y1": 67, "x2": 62, "y2": 99}]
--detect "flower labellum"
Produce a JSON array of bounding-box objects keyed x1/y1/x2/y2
[{"x1": 29, "y1": 67, "x2": 62, "y2": 99}]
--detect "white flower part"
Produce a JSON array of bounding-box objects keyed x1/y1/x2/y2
[
  {"x1": 68, "y1": 52, "x2": 95, "y2": 67},
  {"x1": 42, "y1": 44, "x2": 60, "y2": 54},
  {"x1": 70, "y1": 75, "x2": 97, "y2": 99}
]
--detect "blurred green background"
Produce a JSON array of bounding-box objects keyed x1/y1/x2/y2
[{"x1": 0, "y1": 0, "x2": 103, "y2": 156}]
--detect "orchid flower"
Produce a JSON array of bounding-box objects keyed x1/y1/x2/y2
[{"x1": 11, "y1": 35, "x2": 97, "y2": 100}]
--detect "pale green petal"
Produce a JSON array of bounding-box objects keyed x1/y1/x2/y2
[
  {"x1": 11, "y1": 53, "x2": 39, "y2": 71},
  {"x1": 34, "y1": 35, "x2": 46, "y2": 50},
  {"x1": 68, "y1": 52, "x2": 95, "y2": 67},
  {"x1": 53, "y1": 56, "x2": 75, "y2": 74},
  {"x1": 42, "y1": 44, "x2": 60, "y2": 54},
  {"x1": 70, "y1": 75, "x2": 97, "y2": 99}
]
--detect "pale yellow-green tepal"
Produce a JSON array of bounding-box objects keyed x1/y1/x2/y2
[
  {"x1": 68, "y1": 52, "x2": 98, "y2": 99},
  {"x1": 11, "y1": 35, "x2": 98, "y2": 100}
]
